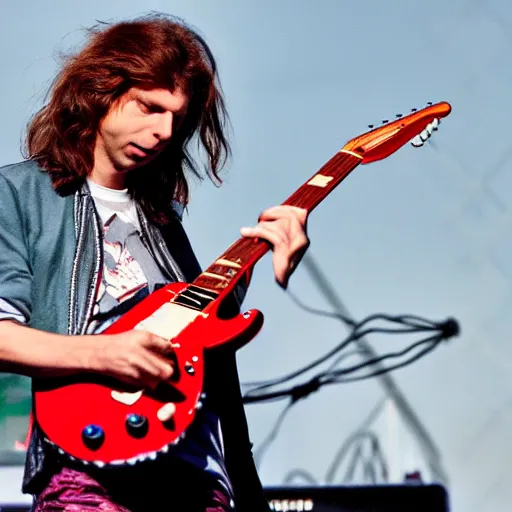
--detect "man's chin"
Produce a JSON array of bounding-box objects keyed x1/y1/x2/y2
[
  {"x1": 123, "y1": 153, "x2": 158, "y2": 169},
  {"x1": 112, "y1": 166, "x2": 133, "y2": 174},
  {"x1": 115, "y1": 158, "x2": 146, "y2": 173}
]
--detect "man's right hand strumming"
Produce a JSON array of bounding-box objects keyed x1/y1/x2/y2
[
  {"x1": 88, "y1": 329, "x2": 175, "y2": 389},
  {"x1": 0, "y1": 320, "x2": 175, "y2": 390}
]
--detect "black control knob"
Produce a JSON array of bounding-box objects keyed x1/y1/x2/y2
[
  {"x1": 126, "y1": 413, "x2": 149, "y2": 438},
  {"x1": 81, "y1": 424, "x2": 105, "y2": 451}
]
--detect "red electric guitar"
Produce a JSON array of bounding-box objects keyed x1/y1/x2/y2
[{"x1": 33, "y1": 101, "x2": 451, "y2": 467}]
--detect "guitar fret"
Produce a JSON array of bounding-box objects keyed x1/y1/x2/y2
[
  {"x1": 188, "y1": 288, "x2": 218, "y2": 300},
  {"x1": 210, "y1": 265, "x2": 238, "y2": 277},
  {"x1": 186, "y1": 285, "x2": 219, "y2": 299},
  {"x1": 340, "y1": 149, "x2": 364, "y2": 159},
  {"x1": 173, "y1": 295, "x2": 204, "y2": 310},
  {"x1": 215, "y1": 258, "x2": 242, "y2": 269},
  {"x1": 201, "y1": 272, "x2": 230, "y2": 282},
  {"x1": 173, "y1": 285, "x2": 219, "y2": 311},
  {"x1": 179, "y1": 294, "x2": 202, "y2": 305}
]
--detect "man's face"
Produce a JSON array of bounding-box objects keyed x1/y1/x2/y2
[{"x1": 92, "y1": 87, "x2": 189, "y2": 188}]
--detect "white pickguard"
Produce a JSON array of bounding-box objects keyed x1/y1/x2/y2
[
  {"x1": 111, "y1": 390, "x2": 143, "y2": 405},
  {"x1": 135, "y1": 301, "x2": 207, "y2": 340},
  {"x1": 111, "y1": 302, "x2": 207, "y2": 405}
]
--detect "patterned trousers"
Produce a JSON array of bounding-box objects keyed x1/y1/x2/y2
[{"x1": 32, "y1": 466, "x2": 233, "y2": 512}]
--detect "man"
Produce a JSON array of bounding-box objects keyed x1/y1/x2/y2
[{"x1": 0, "y1": 13, "x2": 309, "y2": 512}]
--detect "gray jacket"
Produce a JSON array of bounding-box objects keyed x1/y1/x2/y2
[{"x1": 0, "y1": 160, "x2": 269, "y2": 512}]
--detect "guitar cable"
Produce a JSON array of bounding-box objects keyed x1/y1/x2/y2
[
  {"x1": 242, "y1": 308, "x2": 457, "y2": 403},
  {"x1": 243, "y1": 288, "x2": 460, "y2": 474}
]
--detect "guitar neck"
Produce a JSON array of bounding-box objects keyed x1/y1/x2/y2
[{"x1": 193, "y1": 149, "x2": 363, "y2": 297}]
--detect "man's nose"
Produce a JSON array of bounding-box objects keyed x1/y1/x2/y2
[{"x1": 154, "y1": 111, "x2": 174, "y2": 141}]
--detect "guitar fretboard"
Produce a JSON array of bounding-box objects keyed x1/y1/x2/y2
[{"x1": 193, "y1": 150, "x2": 363, "y2": 298}]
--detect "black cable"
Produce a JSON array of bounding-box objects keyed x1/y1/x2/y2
[
  {"x1": 324, "y1": 334, "x2": 442, "y2": 380},
  {"x1": 325, "y1": 335, "x2": 443, "y2": 385},
  {"x1": 286, "y1": 287, "x2": 356, "y2": 327},
  {"x1": 244, "y1": 289, "x2": 459, "y2": 479},
  {"x1": 243, "y1": 320, "x2": 442, "y2": 394},
  {"x1": 243, "y1": 334, "x2": 444, "y2": 404},
  {"x1": 243, "y1": 308, "x2": 455, "y2": 393},
  {"x1": 243, "y1": 378, "x2": 321, "y2": 404},
  {"x1": 326, "y1": 348, "x2": 369, "y2": 373}
]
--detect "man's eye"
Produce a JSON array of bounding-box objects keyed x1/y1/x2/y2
[
  {"x1": 138, "y1": 101, "x2": 150, "y2": 113},
  {"x1": 139, "y1": 101, "x2": 166, "y2": 114}
]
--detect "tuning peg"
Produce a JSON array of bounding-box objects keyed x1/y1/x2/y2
[
  {"x1": 368, "y1": 124, "x2": 374, "y2": 129},
  {"x1": 411, "y1": 108, "x2": 417, "y2": 112},
  {"x1": 410, "y1": 118, "x2": 440, "y2": 148},
  {"x1": 382, "y1": 120, "x2": 389, "y2": 123},
  {"x1": 396, "y1": 114, "x2": 403, "y2": 118},
  {"x1": 427, "y1": 102, "x2": 433, "y2": 106}
]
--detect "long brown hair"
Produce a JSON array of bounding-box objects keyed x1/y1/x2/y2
[{"x1": 25, "y1": 13, "x2": 231, "y2": 223}]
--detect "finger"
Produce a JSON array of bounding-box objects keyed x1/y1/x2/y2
[
  {"x1": 258, "y1": 210, "x2": 308, "y2": 250},
  {"x1": 128, "y1": 341, "x2": 174, "y2": 378},
  {"x1": 240, "y1": 223, "x2": 290, "y2": 248},
  {"x1": 258, "y1": 205, "x2": 308, "y2": 224},
  {"x1": 110, "y1": 363, "x2": 160, "y2": 390},
  {"x1": 273, "y1": 237, "x2": 309, "y2": 289},
  {"x1": 272, "y1": 251, "x2": 291, "y2": 289},
  {"x1": 142, "y1": 333, "x2": 175, "y2": 354},
  {"x1": 138, "y1": 351, "x2": 175, "y2": 381}
]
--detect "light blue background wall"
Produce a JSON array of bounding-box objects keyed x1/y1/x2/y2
[{"x1": 1, "y1": 1, "x2": 511, "y2": 511}]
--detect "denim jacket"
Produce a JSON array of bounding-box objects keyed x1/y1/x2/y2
[{"x1": 0, "y1": 160, "x2": 269, "y2": 512}]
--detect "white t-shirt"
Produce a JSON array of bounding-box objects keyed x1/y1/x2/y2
[{"x1": 87, "y1": 179, "x2": 151, "y2": 316}]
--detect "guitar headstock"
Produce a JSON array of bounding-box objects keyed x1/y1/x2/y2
[{"x1": 343, "y1": 102, "x2": 451, "y2": 164}]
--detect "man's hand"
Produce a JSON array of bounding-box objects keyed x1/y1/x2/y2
[
  {"x1": 240, "y1": 205, "x2": 310, "y2": 289},
  {"x1": 86, "y1": 330, "x2": 175, "y2": 389}
]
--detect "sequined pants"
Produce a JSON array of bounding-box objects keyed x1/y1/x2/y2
[{"x1": 32, "y1": 466, "x2": 233, "y2": 512}]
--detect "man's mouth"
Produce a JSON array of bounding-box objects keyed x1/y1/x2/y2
[{"x1": 130, "y1": 143, "x2": 158, "y2": 157}]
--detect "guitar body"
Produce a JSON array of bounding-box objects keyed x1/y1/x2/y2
[
  {"x1": 33, "y1": 281, "x2": 264, "y2": 465},
  {"x1": 32, "y1": 100, "x2": 451, "y2": 467}
]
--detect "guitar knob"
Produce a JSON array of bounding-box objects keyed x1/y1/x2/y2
[
  {"x1": 125, "y1": 413, "x2": 149, "y2": 438},
  {"x1": 81, "y1": 424, "x2": 105, "y2": 450},
  {"x1": 185, "y1": 362, "x2": 195, "y2": 375}
]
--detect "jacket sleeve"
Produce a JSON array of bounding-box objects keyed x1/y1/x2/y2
[{"x1": 0, "y1": 174, "x2": 33, "y2": 322}]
